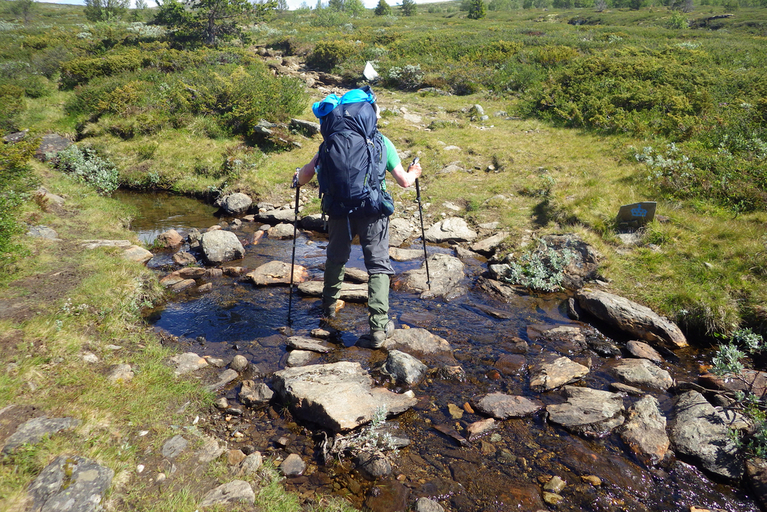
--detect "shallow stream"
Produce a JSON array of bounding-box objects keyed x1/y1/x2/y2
[{"x1": 118, "y1": 190, "x2": 760, "y2": 512}]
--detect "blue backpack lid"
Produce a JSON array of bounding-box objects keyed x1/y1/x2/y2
[{"x1": 312, "y1": 87, "x2": 376, "y2": 121}]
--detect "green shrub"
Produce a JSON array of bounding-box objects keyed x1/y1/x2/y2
[
  {"x1": 60, "y1": 49, "x2": 148, "y2": 88},
  {"x1": 386, "y1": 64, "x2": 423, "y2": 90},
  {"x1": 500, "y1": 239, "x2": 575, "y2": 292},
  {"x1": 306, "y1": 40, "x2": 359, "y2": 72},
  {"x1": 0, "y1": 84, "x2": 24, "y2": 132},
  {"x1": 56, "y1": 144, "x2": 120, "y2": 195},
  {"x1": 532, "y1": 45, "x2": 579, "y2": 67},
  {"x1": 0, "y1": 138, "x2": 37, "y2": 273}
]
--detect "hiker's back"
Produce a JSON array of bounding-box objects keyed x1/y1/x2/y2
[{"x1": 314, "y1": 87, "x2": 391, "y2": 218}]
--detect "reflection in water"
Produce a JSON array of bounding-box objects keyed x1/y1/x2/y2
[{"x1": 120, "y1": 191, "x2": 759, "y2": 512}]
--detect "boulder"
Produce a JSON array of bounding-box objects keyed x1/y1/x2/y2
[
  {"x1": 239, "y1": 380, "x2": 274, "y2": 406},
  {"x1": 199, "y1": 480, "x2": 255, "y2": 508},
  {"x1": 670, "y1": 391, "x2": 743, "y2": 480},
  {"x1": 173, "y1": 251, "x2": 197, "y2": 266},
  {"x1": 472, "y1": 393, "x2": 544, "y2": 419},
  {"x1": 246, "y1": 261, "x2": 308, "y2": 286},
  {"x1": 530, "y1": 355, "x2": 590, "y2": 391},
  {"x1": 216, "y1": 192, "x2": 252, "y2": 215},
  {"x1": 546, "y1": 386, "x2": 625, "y2": 438},
  {"x1": 156, "y1": 229, "x2": 184, "y2": 250},
  {"x1": 28, "y1": 455, "x2": 114, "y2": 512},
  {"x1": 540, "y1": 234, "x2": 601, "y2": 290},
  {"x1": 298, "y1": 281, "x2": 368, "y2": 302},
  {"x1": 576, "y1": 289, "x2": 687, "y2": 348},
  {"x1": 610, "y1": 358, "x2": 674, "y2": 391},
  {"x1": 201, "y1": 230, "x2": 245, "y2": 264},
  {"x1": 123, "y1": 245, "x2": 154, "y2": 264},
  {"x1": 268, "y1": 223, "x2": 296, "y2": 239},
  {"x1": 393, "y1": 253, "x2": 467, "y2": 300},
  {"x1": 424, "y1": 217, "x2": 477, "y2": 243},
  {"x1": 255, "y1": 209, "x2": 297, "y2": 224},
  {"x1": 383, "y1": 350, "x2": 428, "y2": 387},
  {"x1": 286, "y1": 350, "x2": 319, "y2": 367},
  {"x1": 36, "y1": 134, "x2": 71, "y2": 160},
  {"x1": 626, "y1": 340, "x2": 664, "y2": 362},
  {"x1": 470, "y1": 232, "x2": 508, "y2": 257},
  {"x1": 300, "y1": 213, "x2": 326, "y2": 232},
  {"x1": 390, "y1": 247, "x2": 424, "y2": 261},
  {"x1": 620, "y1": 395, "x2": 669, "y2": 465},
  {"x1": 171, "y1": 352, "x2": 209, "y2": 376},
  {"x1": 271, "y1": 362, "x2": 417, "y2": 432},
  {"x1": 290, "y1": 118, "x2": 320, "y2": 137},
  {"x1": 382, "y1": 328, "x2": 453, "y2": 358}
]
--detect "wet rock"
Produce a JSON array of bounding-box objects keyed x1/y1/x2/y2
[
  {"x1": 239, "y1": 380, "x2": 274, "y2": 406},
  {"x1": 204, "y1": 267, "x2": 223, "y2": 279},
  {"x1": 255, "y1": 208, "x2": 297, "y2": 224},
  {"x1": 610, "y1": 382, "x2": 644, "y2": 395},
  {"x1": 477, "y1": 276, "x2": 525, "y2": 302},
  {"x1": 341, "y1": 266, "x2": 369, "y2": 283},
  {"x1": 215, "y1": 192, "x2": 252, "y2": 215},
  {"x1": 699, "y1": 369, "x2": 767, "y2": 399},
  {"x1": 620, "y1": 395, "x2": 670, "y2": 465},
  {"x1": 543, "y1": 492, "x2": 563, "y2": 505},
  {"x1": 240, "y1": 451, "x2": 263, "y2": 475},
  {"x1": 383, "y1": 350, "x2": 428, "y2": 387},
  {"x1": 298, "y1": 281, "x2": 368, "y2": 302},
  {"x1": 222, "y1": 266, "x2": 246, "y2": 276},
  {"x1": 470, "y1": 232, "x2": 508, "y2": 257},
  {"x1": 268, "y1": 222, "x2": 296, "y2": 239},
  {"x1": 228, "y1": 449, "x2": 246, "y2": 466},
  {"x1": 424, "y1": 217, "x2": 477, "y2": 243},
  {"x1": 230, "y1": 354, "x2": 249, "y2": 372},
  {"x1": 530, "y1": 355, "x2": 590, "y2": 391},
  {"x1": 173, "y1": 251, "x2": 197, "y2": 266},
  {"x1": 382, "y1": 328, "x2": 453, "y2": 358},
  {"x1": 389, "y1": 247, "x2": 423, "y2": 261},
  {"x1": 157, "y1": 229, "x2": 184, "y2": 250},
  {"x1": 246, "y1": 260, "x2": 308, "y2": 286},
  {"x1": 299, "y1": 213, "x2": 325, "y2": 231},
  {"x1": 107, "y1": 364, "x2": 133, "y2": 384},
  {"x1": 272, "y1": 362, "x2": 418, "y2": 432},
  {"x1": 414, "y1": 497, "x2": 445, "y2": 512},
  {"x1": 286, "y1": 349, "x2": 318, "y2": 367},
  {"x1": 197, "y1": 437, "x2": 225, "y2": 463},
  {"x1": 162, "y1": 435, "x2": 188, "y2": 459},
  {"x1": 393, "y1": 253, "x2": 467, "y2": 300},
  {"x1": 201, "y1": 230, "x2": 245, "y2": 264},
  {"x1": 447, "y1": 403, "x2": 463, "y2": 419},
  {"x1": 2, "y1": 417, "x2": 80, "y2": 455},
  {"x1": 544, "y1": 475, "x2": 567, "y2": 493},
  {"x1": 28, "y1": 455, "x2": 113, "y2": 512},
  {"x1": 611, "y1": 358, "x2": 673, "y2": 391},
  {"x1": 576, "y1": 289, "x2": 687, "y2": 348},
  {"x1": 27, "y1": 225, "x2": 60, "y2": 240},
  {"x1": 357, "y1": 451, "x2": 392, "y2": 479},
  {"x1": 398, "y1": 311, "x2": 437, "y2": 327},
  {"x1": 160, "y1": 273, "x2": 185, "y2": 288},
  {"x1": 171, "y1": 352, "x2": 209, "y2": 376},
  {"x1": 389, "y1": 218, "x2": 414, "y2": 247},
  {"x1": 670, "y1": 391, "x2": 743, "y2": 480},
  {"x1": 287, "y1": 336, "x2": 332, "y2": 353},
  {"x1": 467, "y1": 418, "x2": 497, "y2": 440},
  {"x1": 535, "y1": 325, "x2": 587, "y2": 355},
  {"x1": 199, "y1": 480, "x2": 255, "y2": 508},
  {"x1": 280, "y1": 453, "x2": 306, "y2": 476},
  {"x1": 170, "y1": 278, "x2": 196, "y2": 293},
  {"x1": 627, "y1": 340, "x2": 664, "y2": 362},
  {"x1": 187, "y1": 228, "x2": 202, "y2": 245},
  {"x1": 205, "y1": 368, "x2": 239, "y2": 391},
  {"x1": 494, "y1": 354, "x2": 526, "y2": 375},
  {"x1": 365, "y1": 480, "x2": 410, "y2": 512},
  {"x1": 472, "y1": 393, "x2": 544, "y2": 419},
  {"x1": 546, "y1": 386, "x2": 625, "y2": 438}
]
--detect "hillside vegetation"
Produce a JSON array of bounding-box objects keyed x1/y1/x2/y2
[{"x1": 2, "y1": 1, "x2": 767, "y2": 347}]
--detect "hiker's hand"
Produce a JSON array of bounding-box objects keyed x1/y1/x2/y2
[{"x1": 407, "y1": 160, "x2": 422, "y2": 181}]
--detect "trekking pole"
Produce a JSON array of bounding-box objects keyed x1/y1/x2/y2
[
  {"x1": 413, "y1": 157, "x2": 431, "y2": 290},
  {"x1": 288, "y1": 171, "x2": 300, "y2": 326}
]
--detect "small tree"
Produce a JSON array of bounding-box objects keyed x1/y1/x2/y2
[
  {"x1": 84, "y1": 0, "x2": 130, "y2": 22},
  {"x1": 467, "y1": 0, "x2": 486, "y2": 18},
  {"x1": 10, "y1": 0, "x2": 35, "y2": 24},
  {"x1": 401, "y1": 0, "x2": 417, "y2": 15},
  {"x1": 345, "y1": 0, "x2": 366, "y2": 15},
  {"x1": 328, "y1": 0, "x2": 344, "y2": 9},
  {"x1": 374, "y1": 0, "x2": 392, "y2": 15}
]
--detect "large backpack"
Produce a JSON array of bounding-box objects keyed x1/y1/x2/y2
[{"x1": 313, "y1": 87, "x2": 393, "y2": 218}]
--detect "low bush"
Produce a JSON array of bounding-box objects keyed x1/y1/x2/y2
[
  {"x1": 0, "y1": 138, "x2": 37, "y2": 273},
  {"x1": 60, "y1": 49, "x2": 149, "y2": 88},
  {"x1": 0, "y1": 83, "x2": 25, "y2": 132},
  {"x1": 55, "y1": 144, "x2": 119, "y2": 195},
  {"x1": 306, "y1": 40, "x2": 360, "y2": 72}
]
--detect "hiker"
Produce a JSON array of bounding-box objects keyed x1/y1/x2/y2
[{"x1": 294, "y1": 87, "x2": 422, "y2": 348}]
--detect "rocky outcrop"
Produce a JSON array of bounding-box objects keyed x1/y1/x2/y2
[
  {"x1": 576, "y1": 289, "x2": 687, "y2": 348},
  {"x1": 28, "y1": 455, "x2": 114, "y2": 512},
  {"x1": 424, "y1": 217, "x2": 477, "y2": 243},
  {"x1": 546, "y1": 386, "x2": 625, "y2": 438},
  {"x1": 670, "y1": 391, "x2": 743, "y2": 480},
  {"x1": 201, "y1": 230, "x2": 244, "y2": 264},
  {"x1": 393, "y1": 253, "x2": 467, "y2": 300},
  {"x1": 271, "y1": 362, "x2": 417, "y2": 432}
]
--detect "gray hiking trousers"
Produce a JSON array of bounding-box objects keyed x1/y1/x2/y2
[{"x1": 323, "y1": 215, "x2": 394, "y2": 331}]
